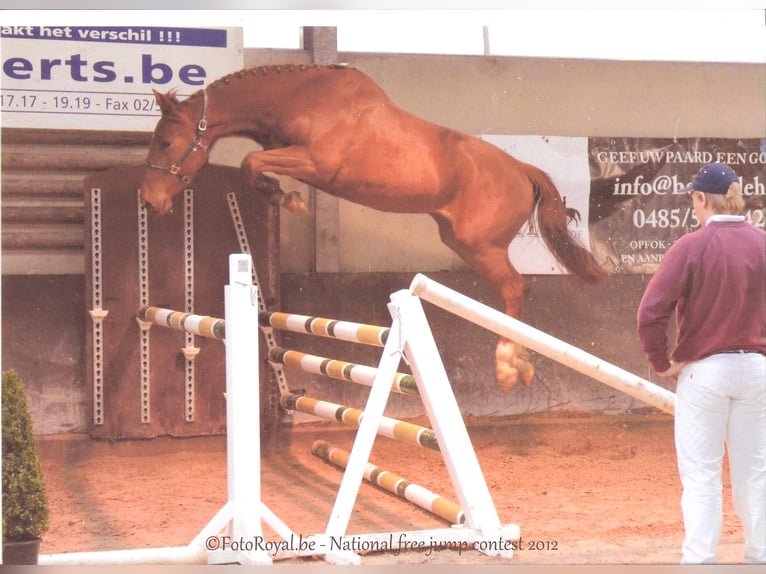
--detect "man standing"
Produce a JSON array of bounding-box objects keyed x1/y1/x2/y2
[{"x1": 637, "y1": 162, "x2": 766, "y2": 564}]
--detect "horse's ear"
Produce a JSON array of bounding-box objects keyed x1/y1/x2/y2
[{"x1": 153, "y1": 89, "x2": 180, "y2": 117}]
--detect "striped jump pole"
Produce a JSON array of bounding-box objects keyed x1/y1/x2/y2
[
  {"x1": 137, "y1": 306, "x2": 226, "y2": 340},
  {"x1": 268, "y1": 346, "x2": 419, "y2": 395},
  {"x1": 312, "y1": 440, "x2": 464, "y2": 525},
  {"x1": 280, "y1": 393, "x2": 439, "y2": 452},
  {"x1": 409, "y1": 273, "x2": 675, "y2": 415},
  {"x1": 259, "y1": 311, "x2": 389, "y2": 347}
]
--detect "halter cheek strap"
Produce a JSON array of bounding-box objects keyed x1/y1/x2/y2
[{"x1": 145, "y1": 89, "x2": 209, "y2": 184}]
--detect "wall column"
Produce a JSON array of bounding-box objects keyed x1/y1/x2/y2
[{"x1": 303, "y1": 27, "x2": 341, "y2": 273}]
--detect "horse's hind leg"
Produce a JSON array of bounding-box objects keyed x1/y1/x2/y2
[
  {"x1": 433, "y1": 214, "x2": 534, "y2": 391},
  {"x1": 474, "y1": 247, "x2": 535, "y2": 391}
]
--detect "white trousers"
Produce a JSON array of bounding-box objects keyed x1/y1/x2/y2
[{"x1": 675, "y1": 352, "x2": 766, "y2": 564}]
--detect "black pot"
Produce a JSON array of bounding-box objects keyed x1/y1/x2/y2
[{"x1": 2, "y1": 537, "x2": 42, "y2": 565}]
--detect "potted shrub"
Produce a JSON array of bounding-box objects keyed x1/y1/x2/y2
[{"x1": 2, "y1": 369, "x2": 50, "y2": 564}]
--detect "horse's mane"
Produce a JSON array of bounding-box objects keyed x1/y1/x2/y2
[
  {"x1": 208, "y1": 64, "x2": 349, "y2": 90},
  {"x1": 166, "y1": 64, "x2": 355, "y2": 109}
]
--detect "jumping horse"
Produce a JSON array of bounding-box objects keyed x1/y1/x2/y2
[{"x1": 139, "y1": 64, "x2": 608, "y2": 391}]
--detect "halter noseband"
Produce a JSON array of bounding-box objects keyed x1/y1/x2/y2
[{"x1": 145, "y1": 89, "x2": 209, "y2": 185}]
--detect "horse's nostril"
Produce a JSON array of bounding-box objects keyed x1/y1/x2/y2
[{"x1": 138, "y1": 190, "x2": 152, "y2": 211}]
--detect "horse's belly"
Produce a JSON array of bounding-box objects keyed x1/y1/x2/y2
[
  {"x1": 329, "y1": 179, "x2": 446, "y2": 213},
  {"x1": 322, "y1": 146, "x2": 452, "y2": 213}
]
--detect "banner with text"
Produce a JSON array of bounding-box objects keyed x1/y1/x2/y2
[
  {"x1": 1, "y1": 25, "x2": 243, "y2": 131},
  {"x1": 588, "y1": 137, "x2": 766, "y2": 274}
]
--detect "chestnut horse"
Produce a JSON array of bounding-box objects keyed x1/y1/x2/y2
[{"x1": 139, "y1": 64, "x2": 607, "y2": 391}]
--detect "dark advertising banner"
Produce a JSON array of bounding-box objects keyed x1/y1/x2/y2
[{"x1": 588, "y1": 137, "x2": 766, "y2": 274}]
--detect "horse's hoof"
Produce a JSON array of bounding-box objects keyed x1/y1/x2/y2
[
  {"x1": 282, "y1": 192, "x2": 308, "y2": 214},
  {"x1": 496, "y1": 364, "x2": 519, "y2": 392},
  {"x1": 518, "y1": 361, "x2": 535, "y2": 387}
]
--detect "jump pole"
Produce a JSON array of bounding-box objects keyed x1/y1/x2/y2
[
  {"x1": 136, "y1": 306, "x2": 226, "y2": 339},
  {"x1": 409, "y1": 273, "x2": 675, "y2": 415},
  {"x1": 312, "y1": 440, "x2": 465, "y2": 525},
  {"x1": 280, "y1": 392, "x2": 439, "y2": 451},
  {"x1": 268, "y1": 346, "x2": 419, "y2": 395},
  {"x1": 260, "y1": 311, "x2": 389, "y2": 346}
]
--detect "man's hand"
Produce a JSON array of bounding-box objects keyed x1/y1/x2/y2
[{"x1": 659, "y1": 360, "x2": 686, "y2": 381}]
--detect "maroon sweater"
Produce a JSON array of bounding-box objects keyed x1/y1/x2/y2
[{"x1": 637, "y1": 218, "x2": 766, "y2": 374}]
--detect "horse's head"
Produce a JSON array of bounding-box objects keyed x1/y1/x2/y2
[{"x1": 139, "y1": 90, "x2": 209, "y2": 214}]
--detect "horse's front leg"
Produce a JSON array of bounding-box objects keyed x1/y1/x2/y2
[
  {"x1": 245, "y1": 171, "x2": 308, "y2": 214},
  {"x1": 241, "y1": 145, "x2": 323, "y2": 215}
]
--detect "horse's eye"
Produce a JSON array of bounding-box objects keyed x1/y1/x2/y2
[{"x1": 160, "y1": 140, "x2": 171, "y2": 149}]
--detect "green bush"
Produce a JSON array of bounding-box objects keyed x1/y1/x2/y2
[{"x1": 2, "y1": 369, "x2": 50, "y2": 541}]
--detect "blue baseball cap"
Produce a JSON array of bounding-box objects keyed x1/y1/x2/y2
[{"x1": 685, "y1": 162, "x2": 739, "y2": 195}]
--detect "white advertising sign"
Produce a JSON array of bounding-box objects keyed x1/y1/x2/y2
[
  {"x1": 479, "y1": 135, "x2": 592, "y2": 275},
  {"x1": 1, "y1": 25, "x2": 243, "y2": 131}
]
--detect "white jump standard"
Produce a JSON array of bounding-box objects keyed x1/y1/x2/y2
[
  {"x1": 41, "y1": 255, "x2": 288, "y2": 565},
  {"x1": 262, "y1": 287, "x2": 520, "y2": 564}
]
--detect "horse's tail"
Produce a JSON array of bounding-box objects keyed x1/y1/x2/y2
[{"x1": 528, "y1": 165, "x2": 609, "y2": 284}]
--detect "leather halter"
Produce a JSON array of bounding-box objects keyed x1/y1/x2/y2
[{"x1": 145, "y1": 89, "x2": 209, "y2": 184}]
